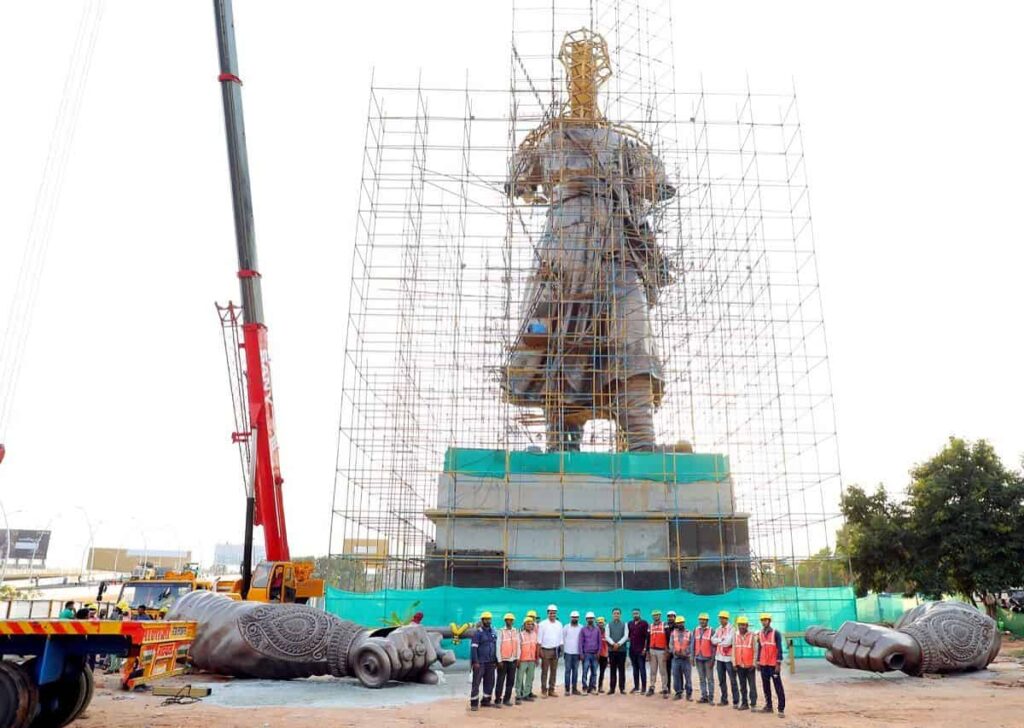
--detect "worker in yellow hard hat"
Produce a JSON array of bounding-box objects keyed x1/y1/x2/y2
[
  {"x1": 711, "y1": 609, "x2": 738, "y2": 706},
  {"x1": 733, "y1": 616, "x2": 757, "y2": 710},
  {"x1": 494, "y1": 612, "x2": 520, "y2": 706},
  {"x1": 757, "y1": 614, "x2": 785, "y2": 716},
  {"x1": 694, "y1": 612, "x2": 714, "y2": 702},
  {"x1": 516, "y1": 613, "x2": 540, "y2": 703},
  {"x1": 470, "y1": 610, "x2": 498, "y2": 711},
  {"x1": 669, "y1": 613, "x2": 693, "y2": 701}
]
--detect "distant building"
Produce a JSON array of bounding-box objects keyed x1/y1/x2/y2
[
  {"x1": 88, "y1": 547, "x2": 190, "y2": 574},
  {"x1": 211, "y1": 542, "x2": 266, "y2": 574}
]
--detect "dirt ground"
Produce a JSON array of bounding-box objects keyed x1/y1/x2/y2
[{"x1": 77, "y1": 646, "x2": 1024, "y2": 728}]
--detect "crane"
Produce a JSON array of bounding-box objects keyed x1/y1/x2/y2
[{"x1": 210, "y1": 0, "x2": 322, "y2": 603}]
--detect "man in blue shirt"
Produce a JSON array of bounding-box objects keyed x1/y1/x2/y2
[{"x1": 470, "y1": 611, "x2": 499, "y2": 711}]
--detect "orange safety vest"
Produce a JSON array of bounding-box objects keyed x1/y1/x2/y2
[
  {"x1": 670, "y1": 628, "x2": 690, "y2": 657},
  {"x1": 649, "y1": 622, "x2": 667, "y2": 650},
  {"x1": 499, "y1": 628, "x2": 519, "y2": 660},
  {"x1": 759, "y1": 628, "x2": 780, "y2": 667},
  {"x1": 733, "y1": 630, "x2": 755, "y2": 667},
  {"x1": 520, "y1": 629, "x2": 538, "y2": 662},
  {"x1": 714, "y1": 626, "x2": 733, "y2": 658},
  {"x1": 694, "y1": 626, "x2": 714, "y2": 658}
]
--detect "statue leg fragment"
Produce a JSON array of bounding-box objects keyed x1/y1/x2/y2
[{"x1": 612, "y1": 375, "x2": 656, "y2": 451}]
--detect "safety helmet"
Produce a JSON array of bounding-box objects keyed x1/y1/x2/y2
[
  {"x1": 570, "y1": 610, "x2": 580, "y2": 618},
  {"x1": 547, "y1": 604, "x2": 558, "y2": 612},
  {"x1": 718, "y1": 610, "x2": 730, "y2": 619},
  {"x1": 597, "y1": 616, "x2": 606, "y2": 624},
  {"x1": 736, "y1": 616, "x2": 749, "y2": 625},
  {"x1": 481, "y1": 611, "x2": 493, "y2": 619},
  {"x1": 585, "y1": 611, "x2": 595, "y2": 619},
  {"x1": 526, "y1": 610, "x2": 538, "y2": 619},
  {"x1": 159, "y1": 606, "x2": 169, "y2": 614},
  {"x1": 504, "y1": 612, "x2": 515, "y2": 621},
  {"x1": 698, "y1": 612, "x2": 709, "y2": 620},
  {"x1": 651, "y1": 609, "x2": 661, "y2": 616},
  {"x1": 524, "y1": 617, "x2": 535, "y2": 624},
  {"x1": 760, "y1": 613, "x2": 772, "y2": 621},
  {"x1": 676, "y1": 615, "x2": 685, "y2": 622},
  {"x1": 666, "y1": 610, "x2": 676, "y2": 616},
  {"x1": 117, "y1": 600, "x2": 130, "y2": 612},
  {"x1": 85, "y1": 602, "x2": 97, "y2": 610}
]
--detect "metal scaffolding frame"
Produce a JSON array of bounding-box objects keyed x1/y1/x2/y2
[{"x1": 329, "y1": 0, "x2": 845, "y2": 593}]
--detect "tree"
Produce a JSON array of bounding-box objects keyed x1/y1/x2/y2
[
  {"x1": 293, "y1": 554, "x2": 369, "y2": 592},
  {"x1": 903, "y1": 437, "x2": 1024, "y2": 603},
  {"x1": 840, "y1": 484, "x2": 911, "y2": 597},
  {"x1": 840, "y1": 438, "x2": 1024, "y2": 603}
]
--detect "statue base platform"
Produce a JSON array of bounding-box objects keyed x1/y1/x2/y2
[{"x1": 424, "y1": 448, "x2": 751, "y2": 594}]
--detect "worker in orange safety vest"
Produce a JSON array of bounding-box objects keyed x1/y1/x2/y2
[
  {"x1": 495, "y1": 612, "x2": 521, "y2": 707},
  {"x1": 693, "y1": 613, "x2": 715, "y2": 703},
  {"x1": 756, "y1": 613, "x2": 785, "y2": 717},
  {"x1": 646, "y1": 609, "x2": 669, "y2": 696},
  {"x1": 732, "y1": 615, "x2": 757, "y2": 711},
  {"x1": 516, "y1": 616, "x2": 540, "y2": 703}
]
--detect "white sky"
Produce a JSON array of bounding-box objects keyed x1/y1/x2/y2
[{"x1": 1, "y1": 1, "x2": 1022, "y2": 569}]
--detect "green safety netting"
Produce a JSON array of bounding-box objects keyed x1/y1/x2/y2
[
  {"x1": 326, "y1": 585, "x2": 856, "y2": 659},
  {"x1": 855, "y1": 593, "x2": 926, "y2": 625},
  {"x1": 445, "y1": 447, "x2": 730, "y2": 483}
]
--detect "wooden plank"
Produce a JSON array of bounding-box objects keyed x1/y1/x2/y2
[{"x1": 151, "y1": 685, "x2": 211, "y2": 698}]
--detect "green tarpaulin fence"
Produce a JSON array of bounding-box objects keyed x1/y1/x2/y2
[
  {"x1": 326, "y1": 585, "x2": 856, "y2": 659},
  {"x1": 854, "y1": 593, "x2": 926, "y2": 624},
  {"x1": 444, "y1": 447, "x2": 730, "y2": 483}
]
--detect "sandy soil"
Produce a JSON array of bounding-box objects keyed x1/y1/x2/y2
[{"x1": 77, "y1": 649, "x2": 1024, "y2": 728}]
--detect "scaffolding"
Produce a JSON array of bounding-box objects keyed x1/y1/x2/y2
[{"x1": 329, "y1": 0, "x2": 846, "y2": 594}]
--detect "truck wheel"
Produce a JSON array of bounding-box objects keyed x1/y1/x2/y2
[
  {"x1": 0, "y1": 661, "x2": 39, "y2": 728},
  {"x1": 0, "y1": 661, "x2": 19, "y2": 728},
  {"x1": 29, "y1": 666, "x2": 89, "y2": 728}
]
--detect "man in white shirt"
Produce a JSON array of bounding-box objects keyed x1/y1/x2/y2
[
  {"x1": 711, "y1": 609, "x2": 739, "y2": 707},
  {"x1": 536, "y1": 604, "x2": 563, "y2": 697},
  {"x1": 562, "y1": 610, "x2": 584, "y2": 695}
]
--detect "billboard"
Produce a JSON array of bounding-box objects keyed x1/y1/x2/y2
[{"x1": 0, "y1": 529, "x2": 51, "y2": 561}]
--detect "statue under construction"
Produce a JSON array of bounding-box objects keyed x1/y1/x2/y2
[{"x1": 502, "y1": 29, "x2": 676, "y2": 453}]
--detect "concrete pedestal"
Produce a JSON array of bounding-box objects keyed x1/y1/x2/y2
[{"x1": 424, "y1": 448, "x2": 751, "y2": 594}]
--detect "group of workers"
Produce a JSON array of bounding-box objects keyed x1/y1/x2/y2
[
  {"x1": 470, "y1": 605, "x2": 786, "y2": 718},
  {"x1": 58, "y1": 599, "x2": 166, "y2": 621}
]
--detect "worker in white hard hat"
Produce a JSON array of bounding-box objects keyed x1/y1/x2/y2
[
  {"x1": 562, "y1": 610, "x2": 583, "y2": 695},
  {"x1": 536, "y1": 604, "x2": 563, "y2": 697},
  {"x1": 580, "y1": 611, "x2": 602, "y2": 693}
]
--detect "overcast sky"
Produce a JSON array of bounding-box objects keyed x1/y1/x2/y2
[{"x1": 1, "y1": 1, "x2": 1022, "y2": 569}]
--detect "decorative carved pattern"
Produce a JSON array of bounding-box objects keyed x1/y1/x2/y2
[
  {"x1": 239, "y1": 604, "x2": 338, "y2": 662},
  {"x1": 898, "y1": 602, "x2": 997, "y2": 674}
]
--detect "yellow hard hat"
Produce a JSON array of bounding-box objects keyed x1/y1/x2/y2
[
  {"x1": 526, "y1": 610, "x2": 538, "y2": 619},
  {"x1": 676, "y1": 615, "x2": 685, "y2": 622},
  {"x1": 504, "y1": 612, "x2": 515, "y2": 621},
  {"x1": 85, "y1": 602, "x2": 97, "y2": 609},
  {"x1": 760, "y1": 613, "x2": 772, "y2": 621},
  {"x1": 718, "y1": 610, "x2": 730, "y2": 619},
  {"x1": 481, "y1": 611, "x2": 493, "y2": 619},
  {"x1": 651, "y1": 609, "x2": 661, "y2": 616},
  {"x1": 524, "y1": 616, "x2": 535, "y2": 624},
  {"x1": 597, "y1": 616, "x2": 606, "y2": 624},
  {"x1": 698, "y1": 612, "x2": 709, "y2": 620},
  {"x1": 117, "y1": 600, "x2": 130, "y2": 612},
  {"x1": 736, "y1": 615, "x2": 749, "y2": 625},
  {"x1": 160, "y1": 606, "x2": 169, "y2": 614}
]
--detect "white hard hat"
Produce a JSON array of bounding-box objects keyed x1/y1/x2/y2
[
  {"x1": 547, "y1": 604, "x2": 558, "y2": 612},
  {"x1": 585, "y1": 611, "x2": 595, "y2": 619},
  {"x1": 667, "y1": 610, "x2": 677, "y2": 616},
  {"x1": 570, "y1": 610, "x2": 580, "y2": 618}
]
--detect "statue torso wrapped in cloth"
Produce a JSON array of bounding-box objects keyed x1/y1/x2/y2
[{"x1": 502, "y1": 29, "x2": 675, "y2": 452}]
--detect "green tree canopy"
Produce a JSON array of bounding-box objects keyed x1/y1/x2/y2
[{"x1": 841, "y1": 437, "x2": 1024, "y2": 602}]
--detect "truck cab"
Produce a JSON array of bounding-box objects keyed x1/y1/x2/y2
[{"x1": 241, "y1": 561, "x2": 324, "y2": 604}]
